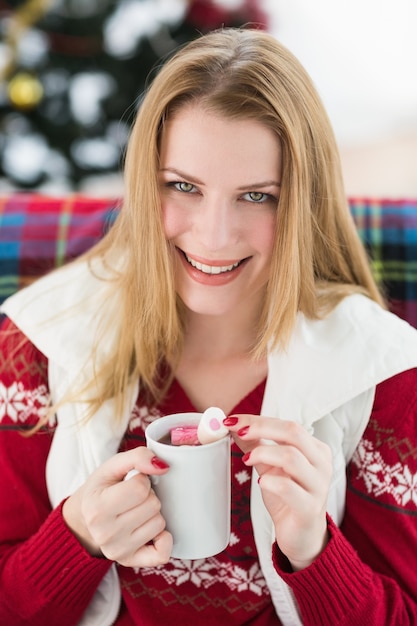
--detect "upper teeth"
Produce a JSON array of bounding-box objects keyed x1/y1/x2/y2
[{"x1": 185, "y1": 254, "x2": 240, "y2": 274}]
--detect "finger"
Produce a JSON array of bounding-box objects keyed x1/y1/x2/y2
[
  {"x1": 93, "y1": 446, "x2": 170, "y2": 488},
  {"x1": 223, "y1": 415, "x2": 261, "y2": 454},
  {"x1": 243, "y1": 443, "x2": 316, "y2": 490},
  {"x1": 225, "y1": 414, "x2": 326, "y2": 466},
  {"x1": 98, "y1": 472, "x2": 154, "y2": 516},
  {"x1": 102, "y1": 505, "x2": 168, "y2": 563},
  {"x1": 259, "y1": 471, "x2": 329, "y2": 523},
  {"x1": 226, "y1": 414, "x2": 309, "y2": 446},
  {"x1": 259, "y1": 471, "x2": 306, "y2": 508},
  {"x1": 130, "y1": 530, "x2": 173, "y2": 568},
  {"x1": 117, "y1": 489, "x2": 163, "y2": 530}
]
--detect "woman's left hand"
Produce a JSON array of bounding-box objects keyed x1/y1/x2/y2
[{"x1": 224, "y1": 414, "x2": 333, "y2": 571}]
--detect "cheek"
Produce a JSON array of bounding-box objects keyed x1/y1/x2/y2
[
  {"x1": 161, "y1": 202, "x2": 185, "y2": 240},
  {"x1": 254, "y1": 214, "x2": 277, "y2": 258}
]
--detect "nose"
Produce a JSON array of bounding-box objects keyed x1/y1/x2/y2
[{"x1": 194, "y1": 194, "x2": 237, "y2": 252}]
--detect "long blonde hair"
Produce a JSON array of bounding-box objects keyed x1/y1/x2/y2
[{"x1": 72, "y1": 28, "x2": 384, "y2": 416}]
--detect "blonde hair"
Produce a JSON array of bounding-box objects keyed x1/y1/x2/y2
[{"x1": 74, "y1": 28, "x2": 384, "y2": 416}]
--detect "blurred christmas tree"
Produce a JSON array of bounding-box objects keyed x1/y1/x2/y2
[{"x1": 0, "y1": 0, "x2": 268, "y2": 193}]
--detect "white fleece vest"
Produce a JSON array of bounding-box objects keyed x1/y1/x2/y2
[{"x1": 3, "y1": 259, "x2": 417, "y2": 626}]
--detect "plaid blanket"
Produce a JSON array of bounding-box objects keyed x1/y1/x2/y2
[
  {"x1": 1, "y1": 193, "x2": 416, "y2": 328},
  {"x1": 350, "y1": 198, "x2": 417, "y2": 328},
  {"x1": 0, "y1": 194, "x2": 119, "y2": 299}
]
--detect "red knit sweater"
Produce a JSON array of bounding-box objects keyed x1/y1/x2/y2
[{"x1": 0, "y1": 318, "x2": 416, "y2": 625}]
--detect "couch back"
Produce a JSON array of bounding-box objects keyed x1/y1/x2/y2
[{"x1": 1, "y1": 193, "x2": 416, "y2": 328}]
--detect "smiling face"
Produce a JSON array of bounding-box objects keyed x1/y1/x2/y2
[{"x1": 159, "y1": 104, "x2": 282, "y2": 321}]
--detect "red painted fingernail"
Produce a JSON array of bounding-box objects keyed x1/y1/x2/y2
[
  {"x1": 237, "y1": 425, "x2": 250, "y2": 437},
  {"x1": 151, "y1": 456, "x2": 169, "y2": 470},
  {"x1": 242, "y1": 451, "x2": 251, "y2": 463},
  {"x1": 223, "y1": 416, "x2": 239, "y2": 426},
  {"x1": 257, "y1": 475, "x2": 262, "y2": 484}
]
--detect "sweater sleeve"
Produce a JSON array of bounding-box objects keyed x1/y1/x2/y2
[
  {"x1": 272, "y1": 368, "x2": 417, "y2": 625},
  {"x1": 0, "y1": 317, "x2": 112, "y2": 626}
]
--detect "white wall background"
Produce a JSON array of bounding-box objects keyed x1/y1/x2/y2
[{"x1": 263, "y1": 0, "x2": 417, "y2": 197}]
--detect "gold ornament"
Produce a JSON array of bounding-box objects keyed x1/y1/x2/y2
[{"x1": 7, "y1": 72, "x2": 44, "y2": 109}]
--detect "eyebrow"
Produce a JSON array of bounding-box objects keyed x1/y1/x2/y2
[{"x1": 159, "y1": 167, "x2": 281, "y2": 189}]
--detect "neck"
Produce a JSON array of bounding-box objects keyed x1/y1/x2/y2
[
  {"x1": 182, "y1": 301, "x2": 263, "y2": 362},
  {"x1": 176, "y1": 300, "x2": 267, "y2": 414}
]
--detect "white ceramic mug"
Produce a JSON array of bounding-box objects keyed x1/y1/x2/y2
[{"x1": 145, "y1": 412, "x2": 231, "y2": 559}]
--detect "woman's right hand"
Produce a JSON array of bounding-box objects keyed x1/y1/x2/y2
[{"x1": 62, "y1": 447, "x2": 173, "y2": 568}]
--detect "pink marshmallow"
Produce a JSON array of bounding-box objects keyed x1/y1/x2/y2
[{"x1": 170, "y1": 425, "x2": 200, "y2": 446}]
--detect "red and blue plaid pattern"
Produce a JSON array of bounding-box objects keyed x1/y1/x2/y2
[
  {"x1": 0, "y1": 194, "x2": 119, "y2": 299},
  {"x1": 1, "y1": 193, "x2": 416, "y2": 328}
]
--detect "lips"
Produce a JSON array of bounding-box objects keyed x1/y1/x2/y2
[
  {"x1": 175, "y1": 248, "x2": 249, "y2": 287},
  {"x1": 184, "y1": 253, "x2": 241, "y2": 275}
]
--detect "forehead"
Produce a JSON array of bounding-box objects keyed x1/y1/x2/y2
[{"x1": 159, "y1": 104, "x2": 282, "y2": 183}]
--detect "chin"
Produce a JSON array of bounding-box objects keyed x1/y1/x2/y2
[{"x1": 180, "y1": 295, "x2": 235, "y2": 318}]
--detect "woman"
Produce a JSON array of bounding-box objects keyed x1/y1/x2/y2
[{"x1": 1, "y1": 28, "x2": 416, "y2": 626}]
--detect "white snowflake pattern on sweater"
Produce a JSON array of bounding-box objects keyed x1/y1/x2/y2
[
  {"x1": 134, "y1": 554, "x2": 268, "y2": 597},
  {"x1": 0, "y1": 381, "x2": 53, "y2": 425},
  {"x1": 128, "y1": 403, "x2": 162, "y2": 431},
  {"x1": 352, "y1": 438, "x2": 417, "y2": 508}
]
